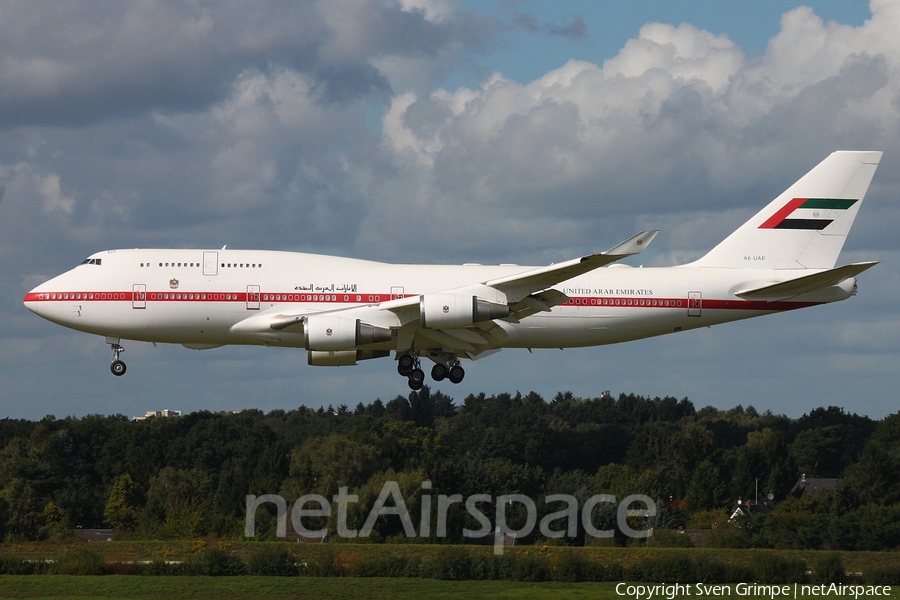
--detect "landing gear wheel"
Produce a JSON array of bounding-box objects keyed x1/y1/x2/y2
[
  {"x1": 448, "y1": 365, "x2": 465, "y2": 384},
  {"x1": 398, "y1": 353, "x2": 416, "y2": 376},
  {"x1": 408, "y1": 378, "x2": 424, "y2": 391},
  {"x1": 109, "y1": 341, "x2": 126, "y2": 377},
  {"x1": 408, "y1": 368, "x2": 425, "y2": 386},
  {"x1": 431, "y1": 363, "x2": 447, "y2": 381}
]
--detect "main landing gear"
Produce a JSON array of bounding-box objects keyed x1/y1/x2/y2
[
  {"x1": 397, "y1": 352, "x2": 425, "y2": 390},
  {"x1": 397, "y1": 351, "x2": 465, "y2": 390},
  {"x1": 108, "y1": 339, "x2": 126, "y2": 376},
  {"x1": 430, "y1": 362, "x2": 465, "y2": 384}
]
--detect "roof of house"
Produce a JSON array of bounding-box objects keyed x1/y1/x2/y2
[{"x1": 789, "y1": 476, "x2": 838, "y2": 496}]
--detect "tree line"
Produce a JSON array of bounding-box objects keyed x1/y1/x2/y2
[{"x1": 0, "y1": 388, "x2": 898, "y2": 550}]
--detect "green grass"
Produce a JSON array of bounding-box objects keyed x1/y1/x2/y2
[
  {"x1": 2, "y1": 542, "x2": 900, "y2": 599},
  {"x1": 0, "y1": 576, "x2": 615, "y2": 600},
  {"x1": 3, "y1": 539, "x2": 900, "y2": 573}
]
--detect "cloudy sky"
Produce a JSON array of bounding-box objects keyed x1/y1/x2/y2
[{"x1": 3, "y1": 0, "x2": 898, "y2": 421}]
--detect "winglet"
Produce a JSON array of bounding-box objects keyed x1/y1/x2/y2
[{"x1": 600, "y1": 230, "x2": 659, "y2": 259}]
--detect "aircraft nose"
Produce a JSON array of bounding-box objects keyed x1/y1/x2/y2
[
  {"x1": 23, "y1": 271, "x2": 86, "y2": 325},
  {"x1": 23, "y1": 288, "x2": 42, "y2": 316},
  {"x1": 23, "y1": 275, "x2": 60, "y2": 319}
]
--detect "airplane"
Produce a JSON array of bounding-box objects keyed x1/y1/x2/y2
[{"x1": 24, "y1": 151, "x2": 882, "y2": 390}]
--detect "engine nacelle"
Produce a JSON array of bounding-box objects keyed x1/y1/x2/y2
[
  {"x1": 307, "y1": 349, "x2": 390, "y2": 366},
  {"x1": 304, "y1": 316, "x2": 392, "y2": 351},
  {"x1": 308, "y1": 350, "x2": 357, "y2": 366},
  {"x1": 420, "y1": 293, "x2": 510, "y2": 328}
]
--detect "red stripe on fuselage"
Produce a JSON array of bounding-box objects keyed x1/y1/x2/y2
[
  {"x1": 23, "y1": 291, "x2": 822, "y2": 312},
  {"x1": 23, "y1": 291, "x2": 414, "y2": 304},
  {"x1": 24, "y1": 291, "x2": 134, "y2": 302}
]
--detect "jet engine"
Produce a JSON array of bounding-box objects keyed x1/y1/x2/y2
[
  {"x1": 419, "y1": 293, "x2": 510, "y2": 328},
  {"x1": 308, "y1": 349, "x2": 391, "y2": 366},
  {"x1": 303, "y1": 315, "x2": 392, "y2": 351}
]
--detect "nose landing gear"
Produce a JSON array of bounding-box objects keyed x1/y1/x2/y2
[{"x1": 108, "y1": 338, "x2": 126, "y2": 376}]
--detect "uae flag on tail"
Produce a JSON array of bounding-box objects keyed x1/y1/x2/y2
[{"x1": 759, "y1": 198, "x2": 858, "y2": 230}]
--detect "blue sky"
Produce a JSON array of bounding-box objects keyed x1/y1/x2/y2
[
  {"x1": 2, "y1": 0, "x2": 898, "y2": 421},
  {"x1": 451, "y1": 1, "x2": 873, "y2": 85}
]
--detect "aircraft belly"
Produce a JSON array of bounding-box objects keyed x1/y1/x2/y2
[
  {"x1": 504, "y1": 314, "x2": 608, "y2": 348},
  {"x1": 57, "y1": 301, "x2": 260, "y2": 346},
  {"x1": 503, "y1": 308, "x2": 694, "y2": 347}
]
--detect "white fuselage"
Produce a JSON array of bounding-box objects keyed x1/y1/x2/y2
[{"x1": 24, "y1": 248, "x2": 850, "y2": 353}]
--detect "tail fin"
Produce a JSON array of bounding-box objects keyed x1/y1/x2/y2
[{"x1": 695, "y1": 151, "x2": 882, "y2": 269}]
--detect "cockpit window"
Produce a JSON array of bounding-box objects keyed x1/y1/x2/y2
[{"x1": 80, "y1": 258, "x2": 102, "y2": 266}]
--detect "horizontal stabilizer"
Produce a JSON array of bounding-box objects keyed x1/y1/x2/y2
[{"x1": 735, "y1": 262, "x2": 878, "y2": 301}]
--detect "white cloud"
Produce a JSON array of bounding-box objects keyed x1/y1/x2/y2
[
  {"x1": 399, "y1": 0, "x2": 458, "y2": 24},
  {"x1": 353, "y1": 4, "x2": 900, "y2": 264},
  {"x1": 39, "y1": 173, "x2": 74, "y2": 214},
  {"x1": 602, "y1": 22, "x2": 742, "y2": 94}
]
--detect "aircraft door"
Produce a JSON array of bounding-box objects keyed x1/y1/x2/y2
[
  {"x1": 688, "y1": 291, "x2": 702, "y2": 317},
  {"x1": 247, "y1": 285, "x2": 260, "y2": 310},
  {"x1": 390, "y1": 286, "x2": 404, "y2": 300},
  {"x1": 203, "y1": 252, "x2": 218, "y2": 276},
  {"x1": 133, "y1": 284, "x2": 146, "y2": 309}
]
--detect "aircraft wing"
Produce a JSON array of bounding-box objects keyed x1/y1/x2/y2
[
  {"x1": 482, "y1": 230, "x2": 658, "y2": 303},
  {"x1": 232, "y1": 230, "x2": 658, "y2": 356},
  {"x1": 734, "y1": 261, "x2": 878, "y2": 301},
  {"x1": 380, "y1": 231, "x2": 657, "y2": 355}
]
